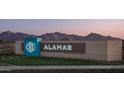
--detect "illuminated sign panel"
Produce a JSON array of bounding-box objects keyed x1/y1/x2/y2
[
  {"x1": 41, "y1": 43, "x2": 85, "y2": 53},
  {"x1": 22, "y1": 40, "x2": 85, "y2": 56}
]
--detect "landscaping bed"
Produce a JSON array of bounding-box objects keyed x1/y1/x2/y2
[{"x1": 0, "y1": 55, "x2": 124, "y2": 66}]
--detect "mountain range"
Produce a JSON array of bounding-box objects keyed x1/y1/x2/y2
[{"x1": 0, "y1": 31, "x2": 121, "y2": 42}]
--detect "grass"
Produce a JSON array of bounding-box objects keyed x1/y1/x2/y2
[{"x1": 0, "y1": 55, "x2": 124, "y2": 66}]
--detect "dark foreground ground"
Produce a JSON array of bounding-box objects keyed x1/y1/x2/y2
[{"x1": 1, "y1": 69, "x2": 124, "y2": 73}]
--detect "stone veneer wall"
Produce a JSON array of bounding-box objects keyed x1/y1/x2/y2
[
  {"x1": 107, "y1": 40, "x2": 122, "y2": 61},
  {"x1": 15, "y1": 40, "x2": 122, "y2": 61}
]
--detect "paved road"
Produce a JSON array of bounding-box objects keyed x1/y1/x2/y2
[{"x1": 0, "y1": 65, "x2": 124, "y2": 71}]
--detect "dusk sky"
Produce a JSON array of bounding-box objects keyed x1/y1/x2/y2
[{"x1": 0, "y1": 19, "x2": 124, "y2": 39}]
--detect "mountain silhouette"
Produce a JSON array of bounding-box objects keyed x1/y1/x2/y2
[{"x1": 0, "y1": 31, "x2": 121, "y2": 42}]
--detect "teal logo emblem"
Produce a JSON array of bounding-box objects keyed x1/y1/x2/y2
[
  {"x1": 24, "y1": 37, "x2": 41, "y2": 56},
  {"x1": 26, "y1": 41, "x2": 36, "y2": 53}
]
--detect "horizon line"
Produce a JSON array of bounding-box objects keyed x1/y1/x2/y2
[{"x1": 0, "y1": 30, "x2": 122, "y2": 39}]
